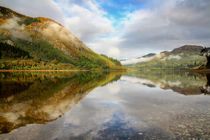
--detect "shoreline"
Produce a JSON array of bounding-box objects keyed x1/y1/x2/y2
[
  {"x1": 0, "y1": 69, "x2": 126, "y2": 73},
  {"x1": 0, "y1": 69, "x2": 88, "y2": 72},
  {"x1": 191, "y1": 68, "x2": 210, "y2": 73}
]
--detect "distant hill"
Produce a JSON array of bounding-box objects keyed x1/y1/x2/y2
[
  {"x1": 0, "y1": 6, "x2": 122, "y2": 70},
  {"x1": 129, "y1": 45, "x2": 205, "y2": 69},
  {"x1": 121, "y1": 53, "x2": 157, "y2": 65},
  {"x1": 171, "y1": 45, "x2": 203, "y2": 54},
  {"x1": 141, "y1": 53, "x2": 156, "y2": 58}
]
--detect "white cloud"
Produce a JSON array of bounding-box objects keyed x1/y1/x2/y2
[
  {"x1": 119, "y1": 0, "x2": 210, "y2": 58},
  {"x1": 87, "y1": 37, "x2": 122, "y2": 58},
  {"x1": 64, "y1": 4, "x2": 114, "y2": 42},
  {"x1": 108, "y1": 47, "x2": 120, "y2": 58},
  {"x1": 1, "y1": 0, "x2": 210, "y2": 59},
  {"x1": 0, "y1": 0, "x2": 64, "y2": 24}
]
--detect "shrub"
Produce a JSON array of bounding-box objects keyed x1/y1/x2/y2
[{"x1": 22, "y1": 18, "x2": 40, "y2": 25}]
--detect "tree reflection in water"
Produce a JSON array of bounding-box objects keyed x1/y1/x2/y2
[{"x1": 200, "y1": 74, "x2": 210, "y2": 95}]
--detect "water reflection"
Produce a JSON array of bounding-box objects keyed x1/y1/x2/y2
[
  {"x1": 127, "y1": 70, "x2": 210, "y2": 95},
  {"x1": 200, "y1": 74, "x2": 210, "y2": 94},
  {"x1": 0, "y1": 72, "x2": 122, "y2": 133},
  {"x1": 1, "y1": 71, "x2": 210, "y2": 139}
]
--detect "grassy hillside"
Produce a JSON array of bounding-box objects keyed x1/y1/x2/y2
[
  {"x1": 131, "y1": 45, "x2": 205, "y2": 70},
  {"x1": 0, "y1": 6, "x2": 123, "y2": 70}
]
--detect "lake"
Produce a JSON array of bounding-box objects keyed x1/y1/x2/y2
[{"x1": 0, "y1": 70, "x2": 210, "y2": 140}]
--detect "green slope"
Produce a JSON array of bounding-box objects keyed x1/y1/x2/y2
[{"x1": 0, "y1": 6, "x2": 123, "y2": 70}]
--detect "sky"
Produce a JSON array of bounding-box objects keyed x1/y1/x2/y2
[{"x1": 1, "y1": 0, "x2": 210, "y2": 59}]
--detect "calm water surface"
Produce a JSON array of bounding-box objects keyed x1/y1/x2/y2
[{"x1": 0, "y1": 71, "x2": 210, "y2": 140}]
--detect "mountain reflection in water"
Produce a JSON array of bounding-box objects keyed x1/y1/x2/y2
[
  {"x1": 0, "y1": 70, "x2": 210, "y2": 140},
  {"x1": 0, "y1": 72, "x2": 122, "y2": 133},
  {"x1": 127, "y1": 70, "x2": 210, "y2": 95}
]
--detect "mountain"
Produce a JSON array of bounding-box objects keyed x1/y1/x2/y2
[
  {"x1": 0, "y1": 6, "x2": 122, "y2": 70},
  {"x1": 120, "y1": 53, "x2": 156, "y2": 65},
  {"x1": 171, "y1": 45, "x2": 203, "y2": 54},
  {"x1": 129, "y1": 45, "x2": 205, "y2": 69},
  {"x1": 141, "y1": 53, "x2": 156, "y2": 58}
]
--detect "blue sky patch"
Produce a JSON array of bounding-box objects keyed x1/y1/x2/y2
[{"x1": 96, "y1": 0, "x2": 146, "y2": 19}]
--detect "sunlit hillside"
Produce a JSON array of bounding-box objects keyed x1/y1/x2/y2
[{"x1": 0, "y1": 6, "x2": 122, "y2": 70}]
